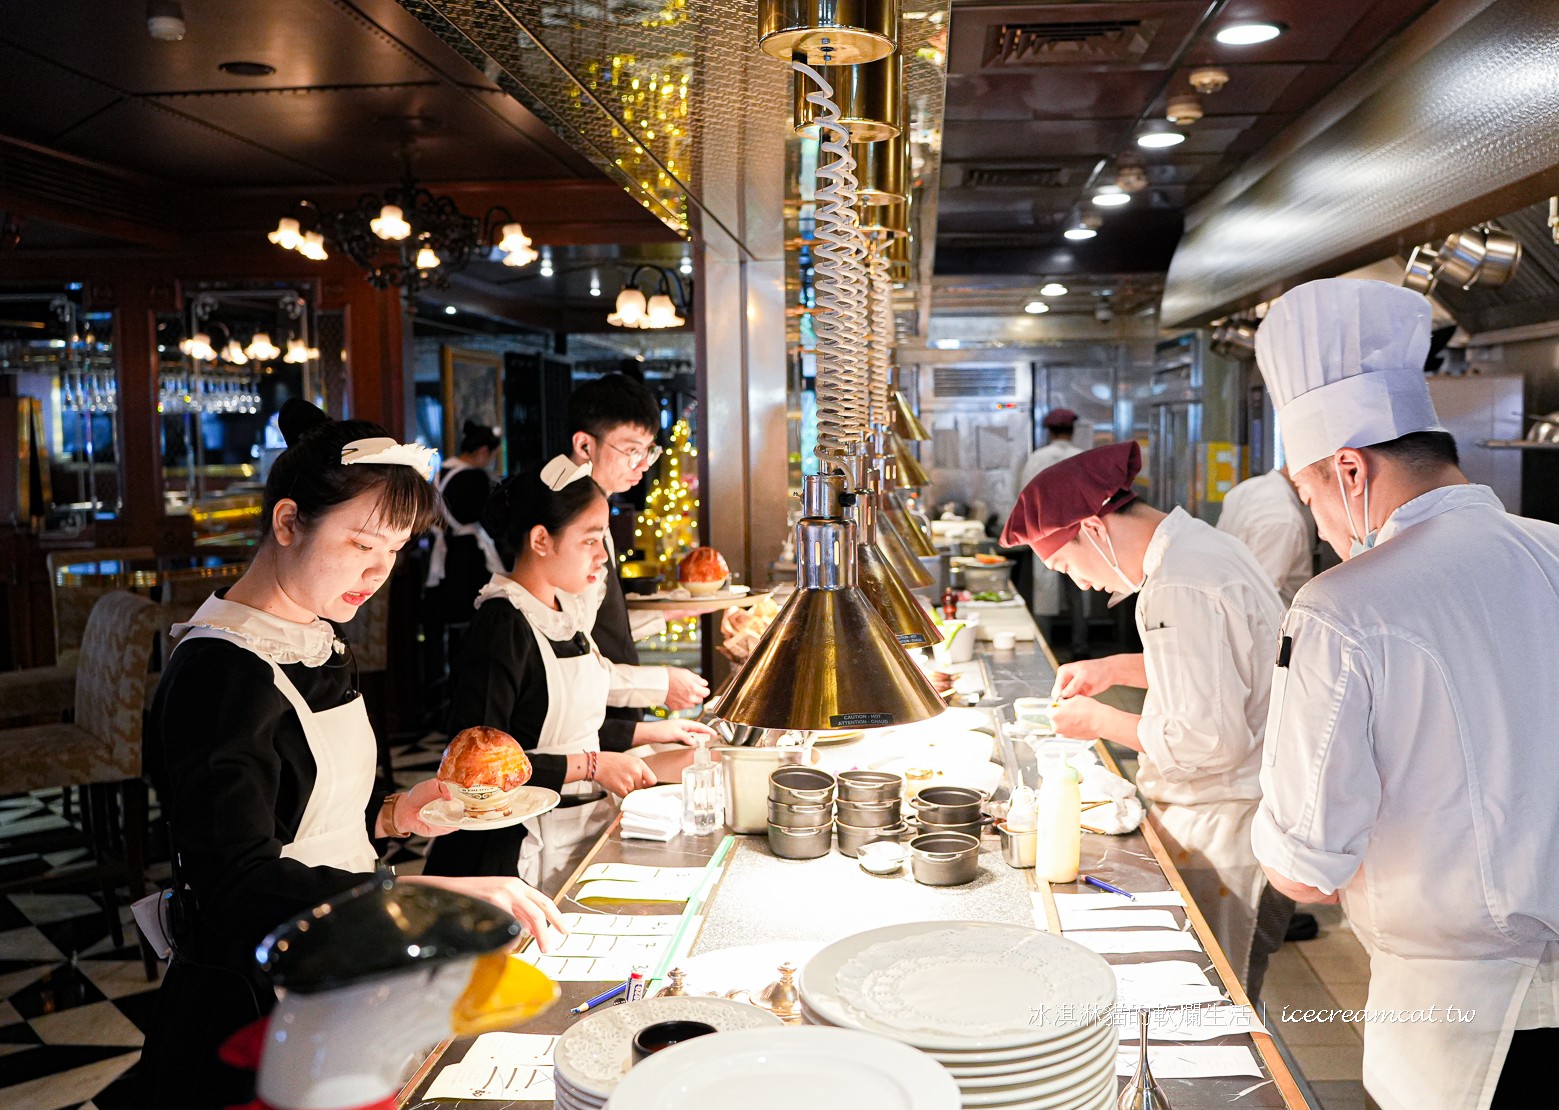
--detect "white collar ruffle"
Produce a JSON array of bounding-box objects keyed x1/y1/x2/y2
[
  {"x1": 475, "y1": 574, "x2": 594, "y2": 641},
  {"x1": 171, "y1": 594, "x2": 344, "y2": 667}
]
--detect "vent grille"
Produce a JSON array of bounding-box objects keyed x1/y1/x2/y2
[
  {"x1": 964, "y1": 165, "x2": 1069, "y2": 189},
  {"x1": 985, "y1": 20, "x2": 1156, "y2": 67},
  {"x1": 933, "y1": 366, "x2": 1019, "y2": 398},
  {"x1": 0, "y1": 139, "x2": 175, "y2": 229}
]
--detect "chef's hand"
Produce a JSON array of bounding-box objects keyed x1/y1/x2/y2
[
  {"x1": 632, "y1": 719, "x2": 719, "y2": 747},
  {"x1": 1050, "y1": 695, "x2": 1108, "y2": 740},
  {"x1": 391, "y1": 778, "x2": 458, "y2": 838},
  {"x1": 404, "y1": 875, "x2": 568, "y2": 952},
  {"x1": 1053, "y1": 659, "x2": 1118, "y2": 699},
  {"x1": 593, "y1": 751, "x2": 659, "y2": 796},
  {"x1": 662, "y1": 667, "x2": 710, "y2": 710}
]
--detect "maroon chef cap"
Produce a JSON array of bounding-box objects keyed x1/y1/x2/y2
[
  {"x1": 1041, "y1": 408, "x2": 1078, "y2": 430},
  {"x1": 1001, "y1": 441, "x2": 1141, "y2": 559}
]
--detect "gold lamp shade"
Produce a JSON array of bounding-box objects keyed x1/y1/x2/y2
[
  {"x1": 893, "y1": 390, "x2": 930, "y2": 440},
  {"x1": 855, "y1": 138, "x2": 907, "y2": 205},
  {"x1": 718, "y1": 514, "x2": 943, "y2": 731},
  {"x1": 858, "y1": 538, "x2": 942, "y2": 647},
  {"x1": 793, "y1": 53, "x2": 901, "y2": 142},
  {"x1": 859, "y1": 200, "x2": 909, "y2": 239},
  {"x1": 884, "y1": 493, "x2": 938, "y2": 557},
  {"x1": 877, "y1": 507, "x2": 936, "y2": 586},
  {"x1": 895, "y1": 436, "x2": 931, "y2": 487},
  {"x1": 759, "y1": 0, "x2": 896, "y2": 66}
]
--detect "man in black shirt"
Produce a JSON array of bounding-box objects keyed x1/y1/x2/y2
[{"x1": 560, "y1": 375, "x2": 708, "y2": 747}]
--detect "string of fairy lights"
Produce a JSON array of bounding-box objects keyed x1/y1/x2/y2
[{"x1": 626, "y1": 416, "x2": 701, "y2": 645}]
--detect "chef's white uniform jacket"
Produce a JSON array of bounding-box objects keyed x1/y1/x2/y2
[
  {"x1": 1216, "y1": 470, "x2": 1313, "y2": 606},
  {"x1": 1253, "y1": 485, "x2": 1559, "y2": 1110},
  {"x1": 1133, "y1": 508, "x2": 1286, "y2": 984},
  {"x1": 1016, "y1": 439, "x2": 1082, "y2": 502}
]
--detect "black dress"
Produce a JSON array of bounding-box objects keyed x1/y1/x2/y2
[
  {"x1": 420, "y1": 597, "x2": 623, "y2": 878},
  {"x1": 424, "y1": 465, "x2": 496, "y2": 625},
  {"x1": 137, "y1": 635, "x2": 385, "y2": 1110},
  {"x1": 592, "y1": 555, "x2": 641, "y2": 751}
]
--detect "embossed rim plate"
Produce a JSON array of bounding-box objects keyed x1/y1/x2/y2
[
  {"x1": 418, "y1": 786, "x2": 560, "y2": 831},
  {"x1": 799, "y1": 999, "x2": 1109, "y2": 1064},
  {"x1": 799, "y1": 921, "x2": 1116, "y2": 1051},
  {"x1": 606, "y1": 1026, "x2": 961, "y2": 1110},
  {"x1": 553, "y1": 995, "x2": 783, "y2": 1097}
]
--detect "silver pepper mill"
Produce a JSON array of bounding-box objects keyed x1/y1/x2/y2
[{"x1": 1117, "y1": 1009, "x2": 1170, "y2": 1110}]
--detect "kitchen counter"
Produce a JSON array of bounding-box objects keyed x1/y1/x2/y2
[{"x1": 396, "y1": 635, "x2": 1307, "y2": 1110}]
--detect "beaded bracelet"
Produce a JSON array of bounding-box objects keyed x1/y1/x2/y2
[{"x1": 586, "y1": 751, "x2": 599, "y2": 782}]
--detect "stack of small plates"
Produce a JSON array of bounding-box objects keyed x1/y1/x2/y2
[
  {"x1": 554, "y1": 996, "x2": 782, "y2": 1110},
  {"x1": 798, "y1": 922, "x2": 1120, "y2": 1110},
  {"x1": 605, "y1": 1026, "x2": 961, "y2": 1110}
]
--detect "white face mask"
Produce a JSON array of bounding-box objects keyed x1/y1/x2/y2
[
  {"x1": 1335, "y1": 466, "x2": 1377, "y2": 558},
  {"x1": 1084, "y1": 530, "x2": 1144, "y2": 606}
]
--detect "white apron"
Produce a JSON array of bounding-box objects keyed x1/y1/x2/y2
[
  {"x1": 133, "y1": 625, "x2": 379, "y2": 955},
  {"x1": 1344, "y1": 871, "x2": 1540, "y2": 1110},
  {"x1": 427, "y1": 459, "x2": 504, "y2": 589},
  {"x1": 515, "y1": 619, "x2": 618, "y2": 895},
  {"x1": 1148, "y1": 798, "x2": 1264, "y2": 985}
]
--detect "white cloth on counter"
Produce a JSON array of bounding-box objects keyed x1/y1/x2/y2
[
  {"x1": 619, "y1": 784, "x2": 685, "y2": 841},
  {"x1": 1077, "y1": 763, "x2": 1144, "y2": 835}
]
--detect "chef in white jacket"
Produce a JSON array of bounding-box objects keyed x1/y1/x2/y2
[
  {"x1": 1251, "y1": 277, "x2": 1558, "y2": 1110},
  {"x1": 1216, "y1": 466, "x2": 1314, "y2": 606},
  {"x1": 1001, "y1": 442, "x2": 1286, "y2": 988}
]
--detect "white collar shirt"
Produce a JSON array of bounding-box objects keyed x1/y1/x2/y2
[
  {"x1": 1253, "y1": 484, "x2": 1559, "y2": 964},
  {"x1": 1216, "y1": 470, "x2": 1314, "y2": 606},
  {"x1": 1133, "y1": 507, "x2": 1286, "y2": 805}
]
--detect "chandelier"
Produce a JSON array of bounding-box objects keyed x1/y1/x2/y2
[
  {"x1": 267, "y1": 165, "x2": 539, "y2": 295},
  {"x1": 609, "y1": 264, "x2": 689, "y2": 329}
]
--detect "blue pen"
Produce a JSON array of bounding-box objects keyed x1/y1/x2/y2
[
  {"x1": 569, "y1": 979, "x2": 628, "y2": 1015},
  {"x1": 1082, "y1": 874, "x2": 1136, "y2": 901}
]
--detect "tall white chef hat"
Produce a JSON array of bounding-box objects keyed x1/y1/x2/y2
[{"x1": 1255, "y1": 278, "x2": 1444, "y2": 473}]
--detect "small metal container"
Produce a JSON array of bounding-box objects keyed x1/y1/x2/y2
[
  {"x1": 835, "y1": 818, "x2": 908, "y2": 858},
  {"x1": 836, "y1": 769, "x2": 902, "y2": 803},
  {"x1": 834, "y1": 797, "x2": 902, "y2": 828},
  {"x1": 768, "y1": 798, "x2": 834, "y2": 829},
  {"x1": 719, "y1": 747, "x2": 805, "y2": 833},
  {"x1": 995, "y1": 820, "x2": 1037, "y2": 869},
  {"x1": 910, "y1": 785, "x2": 986, "y2": 824},
  {"x1": 769, "y1": 766, "x2": 836, "y2": 806},
  {"x1": 767, "y1": 822, "x2": 832, "y2": 860},
  {"x1": 917, "y1": 814, "x2": 987, "y2": 839},
  {"x1": 909, "y1": 832, "x2": 981, "y2": 886}
]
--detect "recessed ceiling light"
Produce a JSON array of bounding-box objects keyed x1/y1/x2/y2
[
  {"x1": 1039, "y1": 282, "x2": 1068, "y2": 297},
  {"x1": 1136, "y1": 130, "x2": 1186, "y2": 149},
  {"x1": 1215, "y1": 22, "x2": 1283, "y2": 45},
  {"x1": 1024, "y1": 301, "x2": 1050, "y2": 314},
  {"x1": 219, "y1": 60, "x2": 276, "y2": 77},
  {"x1": 1063, "y1": 227, "x2": 1098, "y2": 241},
  {"x1": 1092, "y1": 187, "x2": 1131, "y2": 207},
  {"x1": 443, "y1": 305, "x2": 457, "y2": 316}
]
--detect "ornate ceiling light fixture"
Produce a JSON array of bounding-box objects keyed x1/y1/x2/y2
[
  {"x1": 608, "y1": 264, "x2": 689, "y2": 329},
  {"x1": 266, "y1": 159, "x2": 539, "y2": 295}
]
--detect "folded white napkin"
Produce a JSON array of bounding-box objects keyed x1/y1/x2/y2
[
  {"x1": 1078, "y1": 763, "x2": 1145, "y2": 835},
  {"x1": 620, "y1": 784, "x2": 685, "y2": 841}
]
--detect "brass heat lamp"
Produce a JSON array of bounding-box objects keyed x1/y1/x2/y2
[
  {"x1": 793, "y1": 52, "x2": 901, "y2": 141},
  {"x1": 759, "y1": 0, "x2": 896, "y2": 65}
]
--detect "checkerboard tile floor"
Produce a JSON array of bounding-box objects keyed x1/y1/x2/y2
[{"x1": 0, "y1": 734, "x2": 448, "y2": 1109}]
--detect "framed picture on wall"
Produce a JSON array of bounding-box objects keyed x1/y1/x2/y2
[{"x1": 440, "y1": 345, "x2": 505, "y2": 472}]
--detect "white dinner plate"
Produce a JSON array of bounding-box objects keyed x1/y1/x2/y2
[
  {"x1": 418, "y1": 786, "x2": 560, "y2": 831},
  {"x1": 606, "y1": 1026, "x2": 961, "y2": 1110},
  {"x1": 800, "y1": 999, "x2": 1110, "y2": 1065},
  {"x1": 800, "y1": 921, "x2": 1116, "y2": 1052},
  {"x1": 962, "y1": 1067, "x2": 1118, "y2": 1110},
  {"x1": 945, "y1": 1021, "x2": 1115, "y2": 1079},
  {"x1": 957, "y1": 1036, "x2": 1117, "y2": 1104}
]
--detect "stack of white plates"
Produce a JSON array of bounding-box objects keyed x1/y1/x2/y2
[
  {"x1": 605, "y1": 1026, "x2": 962, "y2": 1109},
  {"x1": 798, "y1": 922, "x2": 1120, "y2": 1110},
  {"x1": 553, "y1": 996, "x2": 782, "y2": 1110}
]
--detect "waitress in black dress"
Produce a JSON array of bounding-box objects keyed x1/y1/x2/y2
[
  {"x1": 421, "y1": 464, "x2": 715, "y2": 891},
  {"x1": 138, "y1": 401, "x2": 563, "y2": 1110}
]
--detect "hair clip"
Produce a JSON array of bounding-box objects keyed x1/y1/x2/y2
[
  {"x1": 540, "y1": 455, "x2": 594, "y2": 491},
  {"x1": 340, "y1": 437, "x2": 439, "y2": 480}
]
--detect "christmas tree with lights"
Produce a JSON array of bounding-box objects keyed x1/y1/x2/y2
[{"x1": 629, "y1": 416, "x2": 701, "y2": 646}]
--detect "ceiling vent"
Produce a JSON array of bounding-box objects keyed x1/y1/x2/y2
[
  {"x1": 985, "y1": 20, "x2": 1158, "y2": 67},
  {"x1": 932, "y1": 366, "x2": 1020, "y2": 399},
  {"x1": 963, "y1": 165, "x2": 1070, "y2": 189}
]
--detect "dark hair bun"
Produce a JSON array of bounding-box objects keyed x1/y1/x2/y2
[{"x1": 278, "y1": 398, "x2": 331, "y2": 447}]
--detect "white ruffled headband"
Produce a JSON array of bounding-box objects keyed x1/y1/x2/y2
[
  {"x1": 341, "y1": 437, "x2": 439, "y2": 481},
  {"x1": 539, "y1": 454, "x2": 594, "y2": 491}
]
